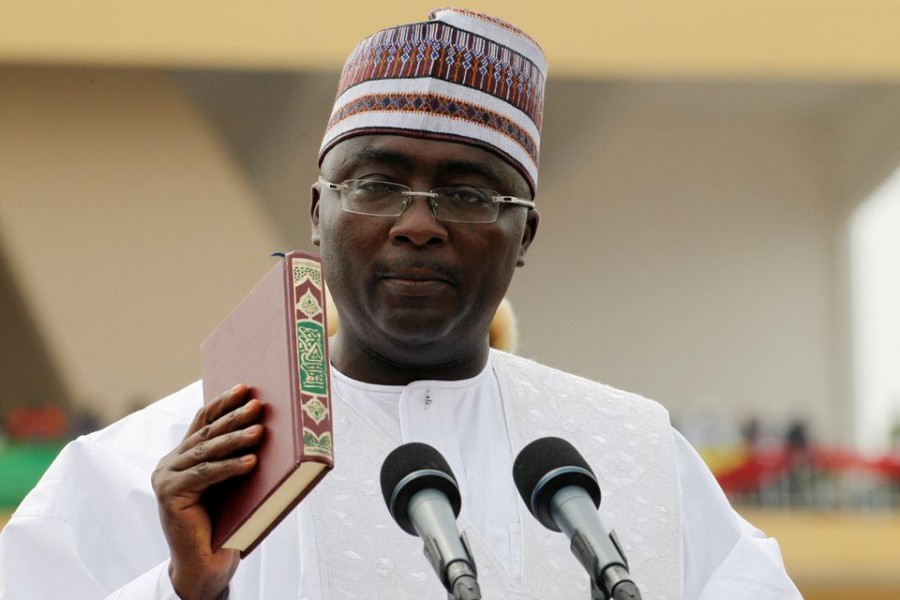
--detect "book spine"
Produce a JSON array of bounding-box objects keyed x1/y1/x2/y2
[{"x1": 289, "y1": 255, "x2": 333, "y2": 462}]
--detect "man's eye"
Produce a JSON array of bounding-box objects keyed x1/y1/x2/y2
[
  {"x1": 444, "y1": 187, "x2": 491, "y2": 205},
  {"x1": 354, "y1": 180, "x2": 398, "y2": 195}
]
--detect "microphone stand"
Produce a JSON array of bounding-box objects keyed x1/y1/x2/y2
[
  {"x1": 420, "y1": 530, "x2": 481, "y2": 600},
  {"x1": 571, "y1": 528, "x2": 642, "y2": 600}
]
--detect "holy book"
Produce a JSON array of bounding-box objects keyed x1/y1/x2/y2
[{"x1": 200, "y1": 251, "x2": 333, "y2": 556}]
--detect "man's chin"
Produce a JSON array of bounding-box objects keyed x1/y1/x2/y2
[
  {"x1": 380, "y1": 321, "x2": 456, "y2": 348},
  {"x1": 378, "y1": 314, "x2": 479, "y2": 352}
]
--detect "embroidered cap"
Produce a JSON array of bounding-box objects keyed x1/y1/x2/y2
[{"x1": 318, "y1": 8, "x2": 548, "y2": 196}]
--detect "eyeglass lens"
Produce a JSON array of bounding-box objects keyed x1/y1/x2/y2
[{"x1": 342, "y1": 180, "x2": 498, "y2": 223}]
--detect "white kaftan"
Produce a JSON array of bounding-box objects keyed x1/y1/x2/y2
[{"x1": 0, "y1": 351, "x2": 801, "y2": 599}]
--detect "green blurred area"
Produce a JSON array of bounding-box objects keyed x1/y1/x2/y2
[{"x1": 0, "y1": 441, "x2": 64, "y2": 508}]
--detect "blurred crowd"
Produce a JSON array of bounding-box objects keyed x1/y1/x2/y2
[
  {"x1": 0, "y1": 403, "x2": 102, "y2": 444},
  {"x1": 677, "y1": 414, "x2": 900, "y2": 510}
]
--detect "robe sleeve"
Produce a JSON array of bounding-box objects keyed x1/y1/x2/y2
[
  {"x1": 0, "y1": 383, "x2": 204, "y2": 600},
  {"x1": 0, "y1": 513, "x2": 178, "y2": 599},
  {"x1": 673, "y1": 429, "x2": 803, "y2": 599}
]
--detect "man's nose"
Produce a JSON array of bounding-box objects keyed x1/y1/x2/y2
[{"x1": 389, "y1": 196, "x2": 449, "y2": 247}]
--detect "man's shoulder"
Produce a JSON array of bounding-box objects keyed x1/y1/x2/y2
[
  {"x1": 490, "y1": 349, "x2": 668, "y2": 414},
  {"x1": 82, "y1": 379, "x2": 203, "y2": 450},
  {"x1": 12, "y1": 380, "x2": 203, "y2": 521}
]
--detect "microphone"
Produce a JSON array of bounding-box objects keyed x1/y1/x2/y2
[
  {"x1": 513, "y1": 437, "x2": 642, "y2": 600},
  {"x1": 380, "y1": 442, "x2": 481, "y2": 600}
]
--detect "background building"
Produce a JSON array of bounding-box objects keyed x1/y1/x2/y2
[{"x1": 2, "y1": 2, "x2": 900, "y2": 598}]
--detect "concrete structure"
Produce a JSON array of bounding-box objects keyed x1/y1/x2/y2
[{"x1": 2, "y1": 1, "x2": 900, "y2": 447}]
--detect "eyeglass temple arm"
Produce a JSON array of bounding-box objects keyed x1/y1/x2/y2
[
  {"x1": 317, "y1": 176, "x2": 343, "y2": 191},
  {"x1": 493, "y1": 196, "x2": 535, "y2": 209}
]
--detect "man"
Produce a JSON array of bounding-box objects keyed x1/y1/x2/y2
[{"x1": 0, "y1": 8, "x2": 801, "y2": 599}]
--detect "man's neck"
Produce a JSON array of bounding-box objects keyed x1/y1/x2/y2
[{"x1": 328, "y1": 332, "x2": 490, "y2": 385}]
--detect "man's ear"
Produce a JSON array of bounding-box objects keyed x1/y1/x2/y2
[
  {"x1": 310, "y1": 184, "x2": 322, "y2": 247},
  {"x1": 517, "y1": 209, "x2": 539, "y2": 267}
]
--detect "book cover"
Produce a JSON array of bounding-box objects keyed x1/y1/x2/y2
[{"x1": 200, "y1": 251, "x2": 333, "y2": 556}]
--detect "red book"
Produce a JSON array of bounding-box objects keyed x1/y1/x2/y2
[{"x1": 200, "y1": 251, "x2": 333, "y2": 556}]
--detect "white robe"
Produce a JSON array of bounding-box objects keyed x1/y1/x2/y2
[{"x1": 0, "y1": 351, "x2": 801, "y2": 599}]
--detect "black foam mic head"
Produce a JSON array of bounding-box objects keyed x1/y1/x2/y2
[
  {"x1": 380, "y1": 442, "x2": 462, "y2": 535},
  {"x1": 512, "y1": 437, "x2": 601, "y2": 531}
]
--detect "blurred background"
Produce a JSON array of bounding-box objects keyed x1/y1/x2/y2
[{"x1": 1, "y1": 1, "x2": 899, "y2": 598}]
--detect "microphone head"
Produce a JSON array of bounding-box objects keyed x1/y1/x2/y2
[
  {"x1": 380, "y1": 442, "x2": 462, "y2": 535},
  {"x1": 512, "y1": 437, "x2": 601, "y2": 531}
]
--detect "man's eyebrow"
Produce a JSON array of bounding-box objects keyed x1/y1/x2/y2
[
  {"x1": 343, "y1": 147, "x2": 509, "y2": 190},
  {"x1": 345, "y1": 147, "x2": 415, "y2": 171},
  {"x1": 437, "y1": 160, "x2": 503, "y2": 188}
]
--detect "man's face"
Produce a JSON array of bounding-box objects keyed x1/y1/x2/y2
[{"x1": 311, "y1": 134, "x2": 539, "y2": 367}]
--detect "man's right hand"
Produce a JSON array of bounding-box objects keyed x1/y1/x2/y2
[{"x1": 151, "y1": 384, "x2": 264, "y2": 600}]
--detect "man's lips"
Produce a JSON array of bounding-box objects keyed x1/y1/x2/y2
[
  {"x1": 377, "y1": 265, "x2": 459, "y2": 294},
  {"x1": 381, "y1": 270, "x2": 454, "y2": 284}
]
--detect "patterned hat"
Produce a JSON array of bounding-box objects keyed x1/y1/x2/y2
[{"x1": 319, "y1": 8, "x2": 548, "y2": 195}]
